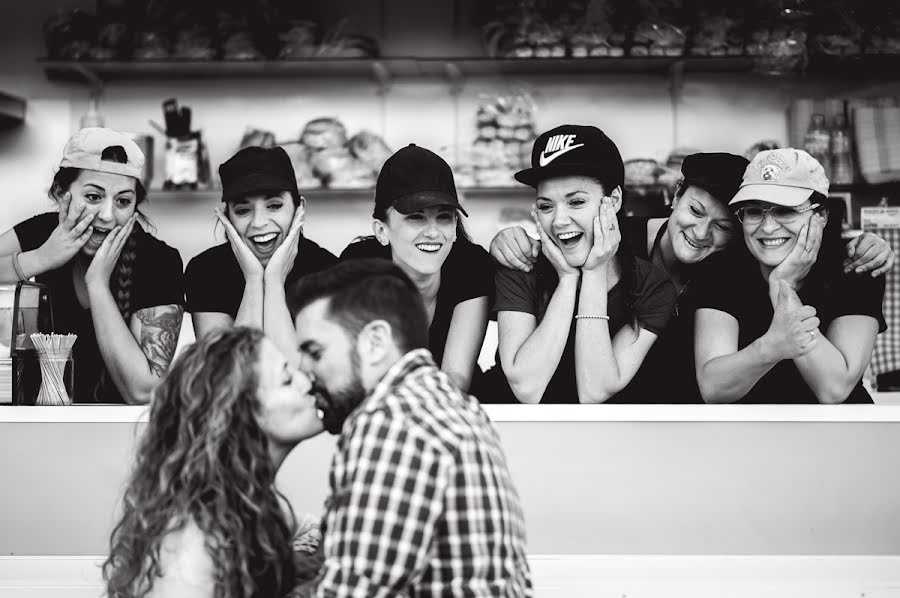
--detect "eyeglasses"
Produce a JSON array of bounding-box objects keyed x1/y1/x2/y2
[{"x1": 735, "y1": 203, "x2": 820, "y2": 225}]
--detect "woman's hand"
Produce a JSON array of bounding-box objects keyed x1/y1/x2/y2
[
  {"x1": 768, "y1": 214, "x2": 824, "y2": 295},
  {"x1": 37, "y1": 192, "x2": 96, "y2": 270},
  {"x1": 582, "y1": 199, "x2": 620, "y2": 273},
  {"x1": 843, "y1": 231, "x2": 896, "y2": 277},
  {"x1": 264, "y1": 205, "x2": 305, "y2": 285},
  {"x1": 532, "y1": 211, "x2": 578, "y2": 279},
  {"x1": 490, "y1": 226, "x2": 540, "y2": 272},
  {"x1": 215, "y1": 207, "x2": 264, "y2": 281},
  {"x1": 85, "y1": 217, "x2": 135, "y2": 291},
  {"x1": 760, "y1": 280, "x2": 821, "y2": 361}
]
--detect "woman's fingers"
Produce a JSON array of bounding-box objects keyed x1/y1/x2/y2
[
  {"x1": 58, "y1": 192, "x2": 72, "y2": 225},
  {"x1": 72, "y1": 212, "x2": 95, "y2": 236}
]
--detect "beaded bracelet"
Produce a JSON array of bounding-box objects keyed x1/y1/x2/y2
[
  {"x1": 11, "y1": 251, "x2": 27, "y2": 281},
  {"x1": 574, "y1": 314, "x2": 610, "y2": 321}
]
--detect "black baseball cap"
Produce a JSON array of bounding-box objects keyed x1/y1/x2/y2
[
  {"x1": 680, "y1": 152, "x2": 750, "y2": 204},
  {"x1": 374, "y1": 144, "x2": 468, "y2": 217},
  {"x1": 515, "y1": 124, "x2": 624, "y2": 190},
  {"x1": 219, "y1": 146, "x2": 300, "y2": 204}
]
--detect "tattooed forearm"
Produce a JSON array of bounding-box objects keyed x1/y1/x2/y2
[{"x1": 137, "y1": 305, "x2": 184, "y2": 377}]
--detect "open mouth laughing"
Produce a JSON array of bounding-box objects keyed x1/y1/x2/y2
[
  {"x1": 556, "y1": 230, "x2": 583, "y2": 249},
  {"x1": 757, "y1": 237, "x2": 790, "y2": 249},
  {"x1": 249, "y1": 232, "x2": 279, "y2": 253}
]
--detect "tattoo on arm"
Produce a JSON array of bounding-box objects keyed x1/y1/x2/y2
[{"x1": 136, "y1": 305, "x2": 184, "y2": 377}]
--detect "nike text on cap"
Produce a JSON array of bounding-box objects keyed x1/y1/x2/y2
[
  {"x1": 374, "y1": 143, "x2": 468, "y2": 217},
  {"x1": 514, "y1": 124, "x2": 624, "y2": 190},
  {"x1": 729, "y1": 148, "x2": 829, "y2": 208},
  {"x1": 59, "y1": 127, "x2": 145, "y2": 182}
]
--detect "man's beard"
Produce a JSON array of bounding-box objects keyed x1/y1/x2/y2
[{"x1": 312, "y1": 353, "x2": 367, "y2": 435}]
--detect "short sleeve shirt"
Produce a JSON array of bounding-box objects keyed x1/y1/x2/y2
[
  {"x1": 184, "y1": 237, "x2": 337, "y2": 318},
  {"x1": 14, "y1": 212, "x2": 185, "y2": 404},
  {"x1": 493, "y1": 255, "x2": 676, "y2": 403},
  {"x1": 339, "y1": 238, "x2": 494, "y2": 367},
  {"x1": 693, "y1": 253, "x2": 886, "y2": 404}
]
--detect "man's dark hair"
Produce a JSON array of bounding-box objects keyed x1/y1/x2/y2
[{"x1": 287, "y1": 258, "x2": 429, "y2": 353}]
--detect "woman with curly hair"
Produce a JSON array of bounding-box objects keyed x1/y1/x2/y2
[
  {"x1": 0, "y1": 127, "x2": 185, "y2": 404},
  {"x1": 104, "y1": 326, "x2": 324, "y2": 597}
]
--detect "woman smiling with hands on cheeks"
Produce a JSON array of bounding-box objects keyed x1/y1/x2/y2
[
  {"x1": 0, "y1": 128, "x2": 184, "y2": 404},
  {"x1": 694, "y1": 149, "x2": 887, "y2": 404},
  {"x1": 492, "y1": 125, "x2": 677, "y2": 404},
  {"x1": 339, "y1": 144, "x2": 493, "y2": 393},
  {"x1": 184, "y1": 146, "x2": 337, "y2": 361}
]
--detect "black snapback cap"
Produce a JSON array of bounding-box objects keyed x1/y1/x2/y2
[
  {"x1": 219, "y1": 146, "x2": 300, "y2": 204},
  {"x1": 515, "y1": 124, "x2": 624, "y2": 190},
  {"x1": 374, "y1": 143, "x2": 467, "y2": 217}
]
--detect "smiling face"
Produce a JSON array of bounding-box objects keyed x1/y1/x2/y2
[
  {"x1": 295, "y1": 298, "x2": 367, "y2": 435},
  {"x1": 226, "y1": 191, "x2": 299, "y2": 267},
  {"x1": 67, "y1": 170, "x2": 138, "y2": 257},
  {"x1": 534, "y1": 175, "x2": 614, "y2": 268},
  {"x1": 253, "y1": 337, "x2": 323, "y2": 447},
  {"x1": 666, "y1": 185, "x2": 736, "y2": 264},
  {"x1": 376, "y1": 205, "x2": 457, "y2": 276},
  {"x1": 741, "y1": 199, "x2": 820, "y2": 271}
]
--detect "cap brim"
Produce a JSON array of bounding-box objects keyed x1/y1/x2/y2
[
  {"x1": 392, "y1": 191, "x2": 468, "y2": 217},
  {"x1": 514, "y1": 163, "x2": 608, "y2": 188},
  {"x1": 729, "y1": 183, "x2": 814, "y2": 208},
  {"x1": 222, "y1": 173, "x2": 297, "y2": 203}
]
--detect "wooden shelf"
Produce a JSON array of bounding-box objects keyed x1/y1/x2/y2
[
  {"x1": 40, "y1": 55, "x2": 900, "y2": 89},
  {"x1": 148, "y1": 186, "x2": 532, "y2": 203},
  {"x1": 0, "y1": 92, "x2": 26, "y2": 129}
]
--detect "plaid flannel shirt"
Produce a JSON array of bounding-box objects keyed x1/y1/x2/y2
[
  {"x1": 315, "y1": 349, "x2": 532, "y2": 597},
  {"x1": 871, "y1": 229, "x2": 899, "y2": 377}
]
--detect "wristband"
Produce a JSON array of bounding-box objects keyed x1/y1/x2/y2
[
  {"x1": 11, "y1": 252, "x2": 27, "y2": 281},
  {"x1": 575, "y1": 314, "x2": 610, "y2": 321}
]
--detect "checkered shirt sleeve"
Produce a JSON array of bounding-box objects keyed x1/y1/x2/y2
[
  {"x1": 315, "y1": 349, "x2": 532, "y2": 597},
  {"x1": 871, "y1": 229, "x2": 900, "y2": 376}
]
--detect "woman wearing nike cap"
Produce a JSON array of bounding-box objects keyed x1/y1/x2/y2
[
  {"x1": 491, "y1": 124, "x2": 677, "y2": 404},
  {"x1": 490, "y1": 149, "x2": 894, "y2": 403},
  {"x1": 339, "y1": 144, "x2": 492, "y2": 393},
  {"x1": 0, "y1": 127, "x2": 185, "y2": 404},
  {"x1": 694, "y1": 148, "x2": 886, "y2": 404}
]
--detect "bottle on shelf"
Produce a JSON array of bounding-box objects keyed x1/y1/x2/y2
[
  {"x1": 830, "y1": 113, "x2": 854, "y2": 186},
  {"x1": 803, "y1": 113, "x2": 832, "y2": 181}
]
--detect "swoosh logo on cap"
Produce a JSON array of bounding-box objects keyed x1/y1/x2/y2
[{"x1": 539, "y1": 143, "x2": 585, "y2": 167}]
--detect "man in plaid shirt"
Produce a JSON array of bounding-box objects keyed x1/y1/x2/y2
[{"x1": 289, "y1": 258, "x2": 532, "y2": 597}]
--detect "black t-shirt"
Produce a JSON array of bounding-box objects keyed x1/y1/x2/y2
[
  {"x1": 339, "y1": 237, "x2": 494, "y2": 367},
  {"x1": 492, "y1": 255, "x2": 676, "y2": 403},
  {"x1": 693, "y1": 251, "x2": 886, "y2": 404},
  {"x1": 14, "y1": 212, "x2": 185, "y2": 404},
  {"x1": 184, "y1": 237, "x2": 337, "y2": 318},
  {"x1": 618, "y1": 216, "x2": 716, "y2": 403}
]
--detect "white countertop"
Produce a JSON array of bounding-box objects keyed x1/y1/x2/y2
[{"x1": 2, "y1": 397, "x2": 900, "y2": 423}]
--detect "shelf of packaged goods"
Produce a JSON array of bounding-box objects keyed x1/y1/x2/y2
[
  {"x1": 0, "y1": 92, "x2": 26, "y2": 129},
  {"x1": 39, "y1": 55, "x2": 900, "y2": 88}
]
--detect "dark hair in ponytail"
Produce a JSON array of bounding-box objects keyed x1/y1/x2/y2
[{"x1": 50, "y1": 147, "x2": 149, "y2": 403}]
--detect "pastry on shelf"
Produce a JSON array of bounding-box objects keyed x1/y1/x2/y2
[
  {"x1": 689, "y1": 14, "x2": 744, "y2": 56},
  {"x1": 172, "y1": 28, "x2": 217, "y2": 60},
  {"x1": 132, "y1": 31, "x2": 171, "y2": 60},
  {"x1": 631, "y1": 21, "x2": 686, "y2": 57},
  {"x1": 278, "y1": 20, "x2": 319, "y2": 59},
  {"x1": 42, "y1": 8, "x2": 96, "y2": 60},
  {"x1": 221, "y1": 31, "x2": 263, "y2": 61},
  {"x1": 281, "y1": 143, "x2": 321, "y2": 189},
  {"x1": 348, "y1": 131, "x2": 392, "y2": 175},
  {"x1": 301, "y1": 118, "x2": 348, "y2": 152}
]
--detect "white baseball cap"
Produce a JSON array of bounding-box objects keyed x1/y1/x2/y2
[
  {"x1": 59, "y1": 127, "x2": 145, "y2": 182},
  {"x1": 730, "y1": 148, "x2": 829, "y2": 207}
]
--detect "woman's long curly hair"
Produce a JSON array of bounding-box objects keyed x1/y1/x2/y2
[
  {"x1": 103, "y1": 327, "x2": 296, "y2": 598},
  {"x1": 50, "y1": 145, "x2": 148, "y2": 403}
]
